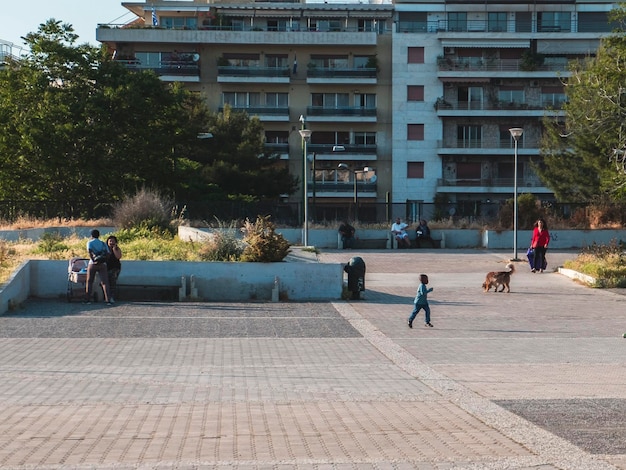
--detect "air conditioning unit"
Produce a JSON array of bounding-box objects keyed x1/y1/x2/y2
[{"x1": 444, "y1": 47, "x2": 455, "y2": 54}]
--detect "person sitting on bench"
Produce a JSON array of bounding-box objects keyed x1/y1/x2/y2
[
  {"x1": 415, "y1": 219, "x2": 433, "y2": 247},
  {"x1": 338, "y1": 221, "x2": 356, "y2": 249},
  {"x1": 391, "y1": 217, "x2": 411, "y2": 248}
]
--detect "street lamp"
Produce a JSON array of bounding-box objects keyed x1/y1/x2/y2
[
  {"x1": 338, "y1": 164, "x2": 371, "y2": 222},
  {"x1": 298, "y1": 115, "x2": 312, "y2": 247},
  {"x1": 509, "y1": 127, "x2": 523, "y2": 261}
]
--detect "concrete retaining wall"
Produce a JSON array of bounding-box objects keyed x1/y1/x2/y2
[{"x1": 24, "y1": 259, "x2": 343, "y2": 303}]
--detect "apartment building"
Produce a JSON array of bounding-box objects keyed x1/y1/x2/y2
[
  {"x1": 97, "y1": 0, "x2": 393, "y2": 223},
  {"x1": 392, "y1": 0, "x2": 615, "y2": 219},
  {"x1": 96, "y1": 0, "x2": 615, "y2": 222}
]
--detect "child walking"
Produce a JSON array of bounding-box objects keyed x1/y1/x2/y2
[{"x1": 408, "y1": 274, "x2": 434, "y2": 328}]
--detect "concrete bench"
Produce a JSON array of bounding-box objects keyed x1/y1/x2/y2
[
  {"x1": 389, "y1": 231, "x2": 444, "y2": 249},
  {"x1": 337, "y1": 232, "x2": 391, "y2": 250}
]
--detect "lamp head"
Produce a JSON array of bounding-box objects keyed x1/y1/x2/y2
[
  {"x1": 337, "y1": 163, "x2": 349, "y2": 170},
  {"x1": 509, "y1": 127, "x2": 524, "y2": 140},
  {"x1": 298, "y1": 129, "x2": 312, "y2": 140}
]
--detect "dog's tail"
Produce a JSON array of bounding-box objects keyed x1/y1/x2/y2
[{"x1": 506, "y1": 263, "x2": 515, "y2": 274}]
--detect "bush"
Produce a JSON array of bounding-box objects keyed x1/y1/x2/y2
[
  {"x1": 198, "y1": 222, "x2": 245, "y2": 261},
  {"x1": 112, "y1": 188, "x2": 176, "y2": 234},
  {"x1": 32, "y1": 232, "x2": 69, "y2": 258},
  {"x1": 240, "y1": 216, "x2": 290, "y2": 262}
]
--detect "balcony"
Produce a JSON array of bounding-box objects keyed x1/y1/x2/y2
[
  {"x1": 115, "y1": 59, "x2": 200, "y2": 81},
  {"x1": 307, "y1": 144, "x2": 377, "y2": 159},
  {"x1": 218, "y1": 106, "x2": 289, "y2": 121},
  {"x1": 436, "y1": 177, "x2": 550, "y2": 194},
  {"x1": 217, "y1": 66, "x2": 290, "y2": 83},
  {"x1": 264, "y1": 142, "x2": 289, "y2": 159},
  {"x1": 306, "y1": 107, "x2": 377, "y2": 123},
  {"x1": 307, "y1": 67, "x2": 377, "y2": 85},
  {"x1": 97, "y1": 26, "x2": 378, "y2": 47},
  {"x1": 310, "y1": 181, "x2": 377, "y2": 197},
  {"x1": 437, "y1": 139, "x2": 540, "y2": 156},
  {"x1": 435, "y1": 99, "x2": 565, "y2": 118},
  {"x1": 437, "y1": 57, "x2": 569, "y2": 74},
  {"x1": 396, "y1": 18, "x2": 612, "y2": 34}
]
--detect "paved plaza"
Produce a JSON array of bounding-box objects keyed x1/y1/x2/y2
[{"x1": 0, "y1": 249, "x2": 624, "y2": 469}]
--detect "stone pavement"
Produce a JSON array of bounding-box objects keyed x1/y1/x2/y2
[{"x1": 0, "y1": 249, "x2": 625, "y2": 469}]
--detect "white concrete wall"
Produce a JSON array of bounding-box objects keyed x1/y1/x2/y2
[{"x1": 27, "y1": 260, "x2": 344, "y2": 302}]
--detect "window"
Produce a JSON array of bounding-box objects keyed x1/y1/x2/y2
[
  {"x1": 488, "y1": 12, "x2": 507, "y2": 32},
  {"x1": 541, "y1": 87, "x2": 566, "y2": 108},
  {"x1": 498, "y1": 87, "x2": 524, "y2": 105},
  {"x1": 135, "y1": 52, "x2": 161, "y2": 67},
  {"x1": 456, "y1": 163, "x2": 481, "y2": 183},
  {"x1": 355, "y1": 93, "x2": 376, "y2": 108},
  {"x1": 265, "y1": 93, "x2": 288, "y2": 108},
  {"x1": 407, "y1": 47, "x2": 424, "y2": 64},
  {"x1": 354, "y1": 55, "x2": 374, "y2": 69},
  {"x1": 161, "y1": 16, "x2": 197, "y2": 29},
  {"x1": 407, "y1": 162, "x2": 424, "y2": 178},
  {"x1": 448, "y1": 12, "x2": 467, "y2": 32},
  {"x1": 407, "y1": 124, "x2": 424, "y2": 141},
  {"x1": 265, "y1": 131, "x2": 289, "y2": 144},
  {"x1": 578, "y1": 12, "x2": 613, "y2": 33},
  {"x1": 222, "y1": 53, "x2": 260, "y2": 67},
  {"x1": 267, "y1": 19, "x2": 288, "y2": 31},
  {"x1": 398, "y1": 12, "x2": 427, "y2": 33},
  {"x1": 515, "y1": 12, "x2": 532, "y2": 32},
  {"x1": 538, "y1": 12, "x2": 571, "y2": 32},
  {"x1": 458, "y1": 86, "x2": 483, "y2": 110},
  {"x1": 310, "y1": 55, "x2": 349, "y2": 69},
  {"x1": 265, "y1": 55, "x2": 288, "y2": 68},
  {"x1": 222, "y1": 92, "x2": 260, "y2": 107},
  {"x1": 457, "y1": 125, "x2": 481, "y2": 148},
  {"x1": 311, "y1": 131, "x2": 349, "y2": 145},
  {"x1": 309, "y1": 19, "x2": 342, "y2": 32},
  {"x1": 499, "y1": 126, "x2": 521, "y2": 149},
  {"x1": 358, "y1": 19, "x2": 375, "y2": 32},
  {"x1": 354, "y1": 132, "x2": 376, "y2": 145},
  {"x1": 407, "y1": 86, "x2": 424, "y2": 102},
  {"x1": 311, "y1": 93, "x2": 349, "y2": 108}
]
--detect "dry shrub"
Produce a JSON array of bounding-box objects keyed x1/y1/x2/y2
[
  {"x1": 198, "y1": 220, "x2": 245, "y2": 261},
  {"x1": 240, "y1": 216, "x2": 290, "y2": 262},
  {"x1": 112, "y1": 188, "x2": 175, "y2": 233},
  {"x1": 586, "y1": 201, "x2": 626, "y2": 229}
]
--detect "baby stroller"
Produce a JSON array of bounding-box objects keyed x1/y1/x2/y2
[{"x1": 67, "y1": 257, "x2": 90, "y2": 302}]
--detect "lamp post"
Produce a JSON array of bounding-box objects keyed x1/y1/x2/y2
[
  {"x1": 338, "y1": 164, "x2": 371, "y2": 222},
  {"x1": 509, "y1": 127, "x2": 523, "y2": 261},
  {"x1": 298, "y1": 115, "x2": 312, "y2": 247}
]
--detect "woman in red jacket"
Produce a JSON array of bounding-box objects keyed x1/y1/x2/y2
[{"x1": 530, "y1": 218, "x2": 550, "y2": 273}]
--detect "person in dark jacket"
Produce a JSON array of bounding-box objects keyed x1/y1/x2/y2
[
  {"x1": 104, "y1": 235, "x2": 122, "y2": 302},
  {"x1": 338, "y1": 221, "x2": 356, "y2": 249}
]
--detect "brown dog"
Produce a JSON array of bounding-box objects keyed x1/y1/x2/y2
[{"x1": 482, "y1": 263, "x2": 515, "y2": 293}]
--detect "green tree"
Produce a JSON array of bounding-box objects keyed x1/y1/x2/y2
[
  {"x1": 185, "y1": 106, "x2": 297, "y2": 201},
  {"x1": 0, "y1": 20, "x2": 209, "y2": 215},
  {"x1": 539, "y1": 12, "x2": 626, "y2": 202}
]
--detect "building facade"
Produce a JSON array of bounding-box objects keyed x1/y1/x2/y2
[{"x1": 97, "y1": 0, "x2": 615, "y2": 222}]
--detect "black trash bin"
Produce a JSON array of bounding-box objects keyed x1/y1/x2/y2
[{"x1": 344, "y1": 256, "x2": 366, "y2": 300}]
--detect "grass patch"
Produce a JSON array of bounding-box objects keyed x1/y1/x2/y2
[{"x1": 563, "y1": 240, "x2": 626, "y2": 288}]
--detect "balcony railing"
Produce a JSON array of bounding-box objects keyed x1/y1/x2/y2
[
  {"x1": 264, "y1": 143, "x2": 289, "y2": 153},
  {"x1": 438, "y1": 139, "x2": 539, "y2": 149},
  {"x1": 437, "y1": 58, "x2": 568, "y2": 73},
  {"x1": 397, "y1": 19, "x2": 612, "y2": 34},
  {"x1": 311, "y1": 182, "x2": 377, "y2": 193},
  {"x1": 437, "y1": 177, "x2": 545, "y2": 188},
  {"x1": 436, "y1": 100, "x2": 558, "y2": 111},
  {"x1": 307, "y1": 107, "x2": 376, "y2": 117},
  {"x1": 217, "y1": 66, "x2": 290, "y2": 78},
  {"x1": 218, "y1": 106, "x2": 289, "y2": 116},
  {"x1": 115, "y1": 59, "x2": 200, "y2": 76},
  {"x1": 307, "y1": 68, "x2": 377, "y2": 79},
  {"x1": 307, "y1": 144, "x2": 377, "y2": 154}
]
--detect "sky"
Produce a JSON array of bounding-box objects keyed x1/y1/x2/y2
[{"x1": 0, "y1": 0, "x2": 136, "y2": 52}]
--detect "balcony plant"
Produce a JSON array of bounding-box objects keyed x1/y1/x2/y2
[{"x1": 519, "y1": 50, "x2": 545, "y2": 71}]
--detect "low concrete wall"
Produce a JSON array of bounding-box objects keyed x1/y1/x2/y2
[
  {"x1": 26, "y1": 259, "x2": 344, "y2": 303},
  {"x1": 482, "y1": 229, "x2": 626, "y2": 249}
]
